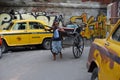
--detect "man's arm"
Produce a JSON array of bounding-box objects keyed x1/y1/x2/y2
[{"x1": 58, "y1": 27, "x2": 65, "y2": 32}]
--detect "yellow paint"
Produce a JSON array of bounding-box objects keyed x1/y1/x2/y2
[
  {"x1": 88, "y1": 20, "x2": 120, "y2": 80},
  {"x1": 70, "y1": 13, "x2": 107, "y2": 39},
  {"x1": 1, "y1": 20, "x2": 53, "y2": 47}
]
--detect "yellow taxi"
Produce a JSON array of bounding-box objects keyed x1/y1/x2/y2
[
  {"x1": 87, "y1": 20, "x2": 120, "y2": 80},
  {"x1": 0, "y1": 20, "x2": 53, "y2": 53}
]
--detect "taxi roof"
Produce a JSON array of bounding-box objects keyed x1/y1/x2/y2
[{"x1": 12, "y1": 20, "x2": 47, "y2": 25}]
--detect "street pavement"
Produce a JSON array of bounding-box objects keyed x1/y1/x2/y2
[{"x1": 0, "y1": 46, "x2": 91, "y2": 80}]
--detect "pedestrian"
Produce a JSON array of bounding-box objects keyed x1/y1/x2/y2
[{"x1": 50, "y1": 21, "x2": 65, "y2": 60}]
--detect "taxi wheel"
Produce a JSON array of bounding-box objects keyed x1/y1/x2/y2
[
  {"x1": 1, "y1": 41, "x2": 8, "y2": 53},
  {"x1": 0, "y1": 48, "x2": 2, "y2": 59},
  {"x1": 42, "y1": 39, "x2": 51, "y2": 50},
  {"x1": 91, "y1": 67, "x2": 98, "y2": 80}
]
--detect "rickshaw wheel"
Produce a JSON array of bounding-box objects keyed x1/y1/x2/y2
[{"x1": 72, "y1": 35, "x2": 84, "y2": 58}]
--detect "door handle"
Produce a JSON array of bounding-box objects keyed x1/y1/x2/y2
[{"x1": 105, "y1": 42, "x2": 109, "y2": 46}]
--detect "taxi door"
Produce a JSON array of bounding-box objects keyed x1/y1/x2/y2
[
  {"x1": 27, "y1": 22, "x2": 47, "y2": 45},
  {"x1": 8, "y1": 22, "x2": 29, "y2": 46}
]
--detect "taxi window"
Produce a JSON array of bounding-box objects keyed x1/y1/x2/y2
[
  {"x1": 112, "y1": 25, "x2": 120, "y2": 42},
  {"x1": 29, "y1": 22, "x2": 44, "y2": 29},
  {"x1": 12, "y1": 22, "x2": 26, "y2": 30}
]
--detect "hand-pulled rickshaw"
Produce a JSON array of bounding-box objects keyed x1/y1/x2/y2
[
  {"x1": 50, "y1": 23, "x2": 85, "y2": 58},
  {"x1": 62, "y1": 23, "x2": 85, "y2": 58}
]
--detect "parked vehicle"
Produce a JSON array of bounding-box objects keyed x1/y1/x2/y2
[
  {"x1": 0, "y1": 37, "x2": 2, "y2": 58},
  {"x1": 0, "y1": 20, "x2": 53, "y2": 53},
  {"x1": 87, "y1": 20, "x2": 120, "y2": 80}
]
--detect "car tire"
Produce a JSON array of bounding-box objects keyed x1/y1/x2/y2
[
  {"x1": 0, "y1": 47, "x2": 2, "y2": 59},
  {"x1": 42, "y1": 39, "x2": 51, "y2": 50},
  {"x1": 91, "y1": 67, "x2": 98, "y2": 80},
  {"x1": 1, "y1": 40, "x2": 8, "y2": 53}
]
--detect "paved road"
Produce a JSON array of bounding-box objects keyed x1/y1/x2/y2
[{"x1": 0, "y1": 46, "x2": 91, "y2": 80}]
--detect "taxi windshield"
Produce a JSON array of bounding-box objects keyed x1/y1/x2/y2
[{"x1": 5, "y1": 22, "x2": 14, "y2": 30}]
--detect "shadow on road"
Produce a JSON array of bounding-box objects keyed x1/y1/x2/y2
[{"x1": 7, "y1": 46, "x2": 46, "y2": 53}]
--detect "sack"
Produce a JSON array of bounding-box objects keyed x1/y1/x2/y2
[{"x1": 53, "y1": 29, "x2": 59, "y2": 39}]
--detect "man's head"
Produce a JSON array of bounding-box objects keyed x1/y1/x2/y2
[
  {"x1": 53, "y1": 21, "x2": 59, "y2": 29},
  {"x1": 54, "y1": 22, "x2": 59, "y2": 26}
]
